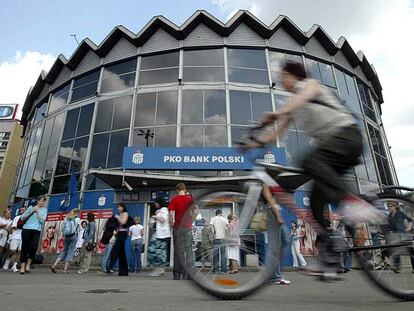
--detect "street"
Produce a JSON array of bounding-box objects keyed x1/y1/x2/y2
[{"x1": 0, "y1": 268, "x2": 412, "y2": 311}]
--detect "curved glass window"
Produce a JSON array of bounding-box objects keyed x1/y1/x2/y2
[
  {"x1": 139, "y1": 52, "x2": 179, "y2": 85},
  {"x1": 95, "y1": 95, "x2": 133, "y2": 133},
  {"x1": 230, "y1": 91, "x2": 271, "y2": 125},
  {"x1": 101, "y1": 58, "x2": 137, "y2": 93},
  {"x1": 71, "y1": 70, "x2": 100, "y2": 103},
  {"x1": 305, "y1": 58, "x2": 336, "y2": 88},
  {"x1": 49, "y1": 84, "x2": 70, "y2": 114},
  {"x1": 357, "y1": 82, "x2": 376, "y2": 122},
  {"x1": 183, "y1": 49, "x2": 224, "y2": 82},
  {"x1": 269, "y1": 52, "x2": 303, "y2": 89},
  {"x1": 228, "y1": 49, "x2": 269, "y2": 85},
  {"x1": 334, "y1": 68, "x2": 362, "y2": 115},
  {"x1": 33, "y1": 102, "x2": 48, "y2": 126}
]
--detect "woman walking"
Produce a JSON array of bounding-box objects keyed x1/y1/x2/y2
[
  {"x1": 226, "y1": 215, "x2": 240, "y2": 274},
  {"x1": 50, "y1": 208, "x2": 81, "y2": 274},
  {"x1": 129, "y1": 217, "x2": 144, "y2": 273},
  {"x1": 107, "y1": 204, "x2": 130, "y2": 276},
  {"x1": 291, "y1": 221, "x2": 307, "y2": 268},
  {"x1": 19, "y1": 195, "x2": 48, "y2": 274},
  {"x1": 78, "y1": 212, "x2": 96, "y2": 274},
  {"x1": 74, "y1": 221, "x2": 87, "y2": 265}
]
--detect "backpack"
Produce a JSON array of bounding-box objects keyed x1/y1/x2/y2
[{"x1": 63, "y1": 218, "x2": 77, "y2": 237}]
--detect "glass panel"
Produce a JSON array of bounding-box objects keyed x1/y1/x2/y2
[
  {"x1": 101, "y1": 72, "x2": 136, "y2": 93},
  {"x1": 62, "y1": 109, "x2": 79, "y2": 141},
  {"x1": 112, "y1": 95, "x2": 133, "y2": 130},
  {"x1": 139, "y1": 68, "x2": 178, "y2": 85},
  {"x1": 29, "y1": 179, "x2": 50, "y2": 197},
  {"x1": 49, "y1": 84, "x2": 70, "y2": 113},
  {"x1": 31, "y1": 125, "x2": 43, "y2": 155},
  {"x1": 33, "y1": 148, "x2": 47, "y2": 181},
  {"x1": 76, "y1": 103, "x2": 94, "y2": 137},
  {"x1": 18, "y1": 158, "x2": 29, "y2": 188},
  {"x1": 55, "y1": 140, "x2": 74, "y2": 176},
  {"x1": 231, "y1": 126, "x2": 249, "y2": 147},
  {"x1": 70, "y1": 136, "x2": 89, "y2": 172},
  {"x1": 268, "y1": 51, "x2": 286, "y2": 72},
  {"x1": 381, "y1": 158, "x2": 393, "y2": 186},
  {"x1": 286, "y1": 54, "x2": 303, "y2": 64},
  {"x1": 51, "y1": 175, "x2": 70, "y2": 194},
  {"x1": 133, "y1": 128, "x2": 154, "y2": 147},
  {"x1": 228, "y1": 49, "x2": 267, "y2": 69},
  {"x1": 181, "y1": 126, "x2": 203, "y2": 147},
  {"x1": 319, "y1": 63, "x2": 335, "y2": 87},
  {"x1": 24, "y1": 154, "x2": 37, "y2": 186},
  {"x1": 107, "y1": 130, "x2": 129, "y2": 168},
  {"x1": 375, "y1": 154, "x2": 387, "y2": 185},
  {"x1": 204, "y1": 90, "x2": 226, "y2": 124},
  {"x1": 297, "y1": 131, "x2": 313, "y2": 161},
  {"x1": 135, "y1": 93, "x2": 156, "y2": 127},
  {"x1": 228, "y1": 68, "x2": 269, "y2": 85},
  {"x1": 73, "y1": 70, "x2": 100, "y2": 88},
  {"x1": 205, "y1": 125, "x2": 227, "y2": 147},
  {"x1": 140, "y1": 52, "x2": 179, "y2": 70},
  {"x1": 50, "y1": 113, "x2": 65, "y2": 146},
  {"x1": 71, "y1": 81, "x2": 98, "y2": 102},
  {"x1": 16, "y1": 185, "x2": 30, "y2": 199},
  {"x1": 305, "y1": 58, "x2": 322, "y2": 81},
  {"x1": 44, "y1": 144, "x2": 58, "y2": 179},
  {"x1": 183, "y1": 67, "x2": 225, "y2": 82},
  {"x1": 34, "y1": 103, "x2": 47, "y2": 125},
  {"x1": 89, "y1": 133, "x2": 110, "y2": 169},
  {"x1": 230, "y1": 91, "x2": 251, "y2": 125},
  {"x1": 85, "y1": 175, "x2": 112, "y2": 191},
  {"x1": 182, "y1": 91, "x2": 203, "y2": 124},
  {"x1": 183, "y1": 49, "x2": 224, "y2": 66},
  {"x1": 40, "y1": 118, "x2": 54, "y2": 150},
  {"x1": 106, "y1": 59, "x2": 137, "y2": 75},
  {"x1": 156, "y1": 91, "x2": 177, "y2": 125},
  {"x1": 335, "y1": 69, "x2": 361, "y2": 115},
  {"x1": 95, "y1": 99, "x2": 114, "y2": 133},
  {"x1": 155, "y1": 127, "x2": 176, "y2": 147},
  {"x1": 251, "y1": 92, "x2": 272, "y2": 122},
  {"x1": 26, "y1": 131, "x2": 36, "y2": 156},
  {"x1": 345, "y1": 74, "x2": 361, "y2": 114}
]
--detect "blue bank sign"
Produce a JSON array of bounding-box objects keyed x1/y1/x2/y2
[{"x1": 122, "y1": 147, "x2": 286, "y2": 170}]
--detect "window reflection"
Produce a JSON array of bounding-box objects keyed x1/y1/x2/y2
[
  {"x1": 49, "y1": 84, "x2": 70, "y2": 114},
  {"x1": 228, "y1": 49, "x2": 269, "y2": 85},
  {"x1": 230, "y1": 91, "x2": 271, "y2": 125},
  {"x1": 183, "y1": 49, "x2": 224, "y2": 82},
  {"x1": 71, "y1": 70, "x2": 100, "y2": 103},
  {"x1": 101, "y1": 59, "x2": 137, "y2": 93},
  {"x1": 139, "y1": 52, "x2": 179, "y2": 85}
]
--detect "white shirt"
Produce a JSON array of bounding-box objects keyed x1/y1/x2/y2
[
  {"x1": 210, "y1": 215, "x2": 228, "y2": 240},
  {"x1": 154, "y1": 207, "x2": 171, "y2": 239},
  {"x1": 0, "y1": 217, "x2": 12, "y2": 237},
  {"x1": 10, "y1": 216, "x2": 22, "y2": 240},
  {"x1": 129, "y1": 224, "x2": 143, "y2": 241},
  {"x1": 76, "y1": 228, "x2": 85, "y2": 248}
]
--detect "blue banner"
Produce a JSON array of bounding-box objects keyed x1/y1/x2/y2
[{"x1": 122, "y1": 147, "x2": 286, "y2": 170}]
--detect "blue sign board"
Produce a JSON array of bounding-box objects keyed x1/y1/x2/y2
[{"x1": 122, "y1": 147, "x2": 286, "y2": 170}]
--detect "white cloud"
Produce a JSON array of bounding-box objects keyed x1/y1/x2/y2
[
  {"x1": 213, "y1": 0, "x2": 414, "y2": 187},
  {"x1": 0, "y1": 51, "x2": 56, "y2": 118}
]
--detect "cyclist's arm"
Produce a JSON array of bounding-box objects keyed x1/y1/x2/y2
[
  {"x1": 258, "y1": 113, "x2": 291, "y2": 145},
  {"x1": 278, "y1": 79, "x2": 321, "y2": 115}
]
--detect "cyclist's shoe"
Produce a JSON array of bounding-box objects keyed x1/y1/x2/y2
[
  {"x1": 299, "y1": 264, "x2": 343, "y2": 282},
  {"x1": 340, "y1": 195, "x2": 385, "y2": 225}
]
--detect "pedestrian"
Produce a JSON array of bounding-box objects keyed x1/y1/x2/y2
[
  {"x1": 129, "y1": 217, "x2": 143, "y2": 273},
  {"x1": 19, "y1": 195, "x2": 48, "y2": 274},
  {"x1": 210, "y1": 209, "x2": 228, "y2": 273},
  {"x1": 100, "y1": 215, "x2": 117, "y2": 273},
  {"x1": 50, "y1": 208, "x2": 81, "y2": 274},
  {"x1": 107, "y1": 204, "x2": 131, "y2": 276},
  {"x1": 4, "y1": 207, "x2": 26, "y2": 272},
  {"x1": 74, "y1": 221, "x2": 87, "y2": 265},
  {"x1": 291, "y1": 221, "x2": 307, "y2": 268},
  {"x1": 201, "y1": 219, "x2": 214, "y2": 267},
  {"x1": 226, "y1": 215, "x2": 240, "y2": 274},
  {"x1": 168, "y1": 183, "x2": 195, "y2": 280},
  {"x1": 269, "y1": 224, "x2": 291, "y2": 285},
  {"x1": 0, "y1": 209, "x2": 13, "y2": 269},
  {"x1": 78, "y1": 212, "x2": 96, "y2": 274}
]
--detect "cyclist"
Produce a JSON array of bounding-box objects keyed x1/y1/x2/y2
[{"x1": 242, "y1": 61, "x2": 382, "y2": 278}]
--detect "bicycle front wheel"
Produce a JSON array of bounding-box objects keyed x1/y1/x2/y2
[
  {"x1": 177, "y1": 190, "x2": 281, "y2": 300},
  {"x1": 354, "y1": 193, "x2": 414, "y2": 300}
]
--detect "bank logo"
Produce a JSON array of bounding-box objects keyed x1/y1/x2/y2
[
  {"x1": 264, "y1": 150, "x2": 276, "y2": 164},
  {"x1": 132, "y1": 150, "x2": 144, "y2": 165}
]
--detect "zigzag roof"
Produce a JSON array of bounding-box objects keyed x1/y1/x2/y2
[{"x1": 22, "y1": 10, "x2": 383, "y2": 128}]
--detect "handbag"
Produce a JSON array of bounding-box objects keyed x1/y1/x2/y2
[
  {"x1": 86, "y1": 241, "x2": 96, "y2": 252},
  {"x1": 250, "y1": 207, "x2": 268, "y2": 232},
  {"x1": 17, "y1": 211, "x2": 35, "y2": 229}
]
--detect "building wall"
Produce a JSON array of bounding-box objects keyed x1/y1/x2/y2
[{"x1": 0, "y1": 121, "x2": 23, "y2": 211}]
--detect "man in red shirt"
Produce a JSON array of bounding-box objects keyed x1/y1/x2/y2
[{"x1": 169, "y1": 183, "x2": 195, "y2": 280}]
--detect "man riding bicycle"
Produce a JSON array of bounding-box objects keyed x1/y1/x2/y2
[{"x1": 243, "y1": 61, "x2": 381, "y2": 277}]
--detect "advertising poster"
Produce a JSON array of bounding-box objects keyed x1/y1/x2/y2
[
  {"x1": 41, "y1": 212, "x2": 66, "y2": 253},
  {"x1": 81, "y1": 209, "x2": 113, "y2": 254}
]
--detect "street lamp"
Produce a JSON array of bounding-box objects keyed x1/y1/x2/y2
[{"x1": 137, "y1": 129, "x2": 154, "y2": 147}]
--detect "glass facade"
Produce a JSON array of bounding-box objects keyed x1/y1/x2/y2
[{"x1": 16, "y1": 41, "x2": 394, "y2": 197}]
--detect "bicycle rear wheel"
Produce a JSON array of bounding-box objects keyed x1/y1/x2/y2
[
  {"x1": 177, "y1": 190, "x2": 280, "y2": 300},
  {"x1": 354, "y1": 193, "x2": 414, "y2": 300}
]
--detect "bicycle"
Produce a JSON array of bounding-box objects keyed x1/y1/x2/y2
[{"x1": 177, "y1": 126, "x2": 414, "y2": 300}]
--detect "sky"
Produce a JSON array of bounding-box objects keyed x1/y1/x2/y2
[{"x1": 0, "y1": 0, "x2": 413, "y2": 186}]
